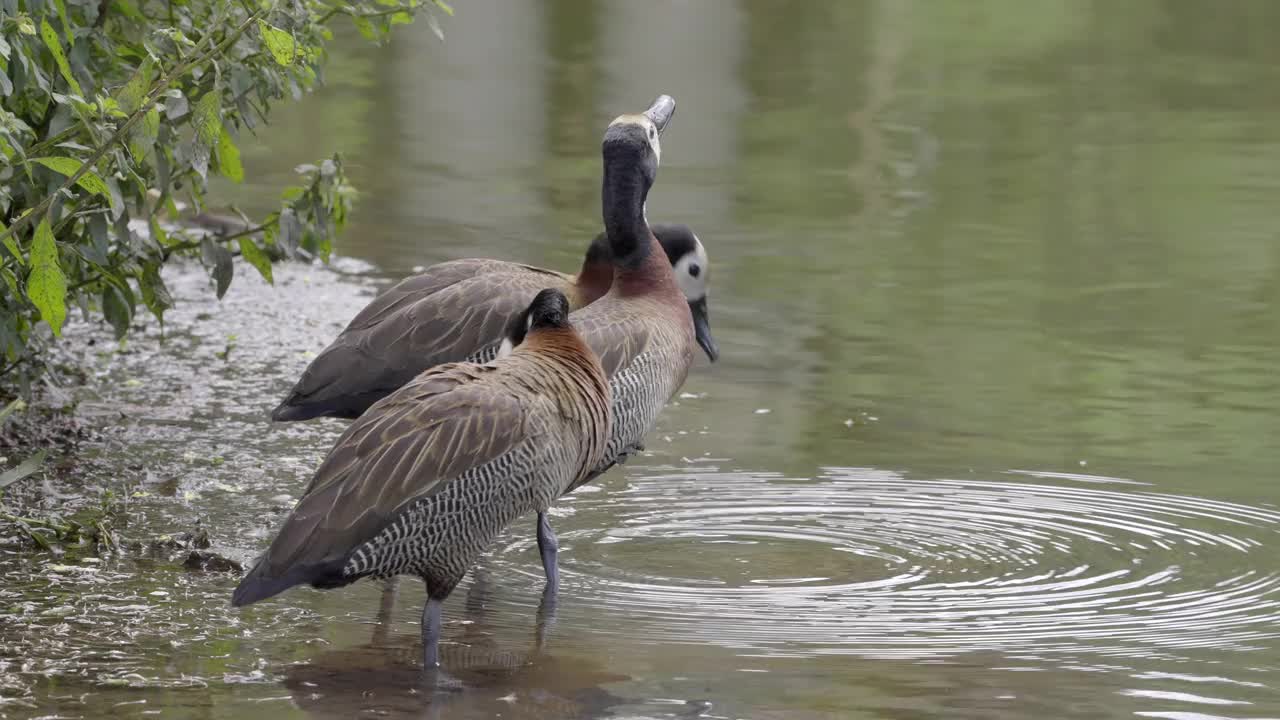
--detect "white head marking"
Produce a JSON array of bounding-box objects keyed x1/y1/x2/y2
[
  {"x1": 607, "y1": 114, "x2": 661, "y2": 165},
  {"x1": 672, "y1": 234, "x2": 709, "y2": 302}
]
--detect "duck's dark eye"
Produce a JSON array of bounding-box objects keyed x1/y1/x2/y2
[
  {"x1": 688, "y1": 263, "x2": 701, "y2": 278},
  {"x1": 649, "y1": 127, "x2": 656, "y2": 141}
]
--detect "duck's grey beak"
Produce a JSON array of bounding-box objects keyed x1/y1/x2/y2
[
  {"x1": 644, "y1": 95, "x2": 676, "y2": 136},
  {"x1": 688, "y1": 296, "x2": 719, "y2": 362}
]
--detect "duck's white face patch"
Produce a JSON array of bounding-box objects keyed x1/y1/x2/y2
[
  {"x1": 672, "y1": 235, "x2": 709, "y2": 302},
  {"x1": 608, "y1": 114, "x2": 661, "y2": 165}
]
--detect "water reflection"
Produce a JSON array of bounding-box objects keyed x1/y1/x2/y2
[
  {"x1": 281, "y1": 571, "x2": 626, "y2": 720},
  {"x1": 5, "y1": 261, "x2": 1280, "y2": 718},
  {"x1": 538, "y1": 468, "x2": 1280, "y2": 661}
]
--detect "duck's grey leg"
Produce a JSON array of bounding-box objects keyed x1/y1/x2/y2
[
  {"x1": 372, "y1": 577, "x2": 399, "y2": 645},
  {"x1": 422, "y1": 597, "x2": 443, "y2": 668},
  {"x1": 537, "y1": 511, "x2": 560, "y2": 589}
]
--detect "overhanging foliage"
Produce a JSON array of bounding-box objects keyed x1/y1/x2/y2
[{"x1": 0, "y1": 0, "x2": 450, "y2": 394}]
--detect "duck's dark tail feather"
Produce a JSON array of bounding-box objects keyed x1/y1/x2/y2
[
  {"x1": 231, "y1": 557, "x2": 354, "y2": 607},
  {"x1": 271, "y1": 391, "x2": 386, "y2": 422},
  {"x1": 271, "y1": 398, "x2": 318, "y2": 422}
]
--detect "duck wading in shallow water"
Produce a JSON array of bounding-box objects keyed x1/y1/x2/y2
[
  {"x1": 271, "y1": 225, "x2": 718, "y2": 423},
  {"x1": 403, "y1": 95, "x2": 695, "y2": 578},
  {"x1": 564, "y1": 94, "x2": 702, "y2": 488},
  {"x1": 235, "y1": 95, "x2": 700, "y2": 668},
  {"x1": 232, "y1": 289, "x2": 611, "y2": 669}
]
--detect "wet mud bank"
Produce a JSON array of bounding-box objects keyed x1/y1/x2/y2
[{"x1": 0, "y1": 256, "x2": 383, "y2": 712}]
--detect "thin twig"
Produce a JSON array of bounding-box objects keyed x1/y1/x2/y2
[
  {"x1": 0, "y1": 513, "x2": 72, "y2": 533},
  {"x1": 65, "y1": 220, "x2": 269, "y2": 294},
  {"x1": 318, "y1": 4, "x2": 417, "y2": 25},
  {"x1": 160, "y1": 221, "x2": 268, "y2": 260},
  {"x1": 24, "y1": 126, "x2": 81, "y2": 159},
  {"x1": 52, "y1": 207, "x2": 113, "y2": 236}
]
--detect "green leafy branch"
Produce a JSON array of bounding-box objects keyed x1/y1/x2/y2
[
  {"x1": 0, "y1": 0, "x2": 438, "y2": 393},
  {"x1": 0, "y1": 10, "x2": 264, "y2": 248}
]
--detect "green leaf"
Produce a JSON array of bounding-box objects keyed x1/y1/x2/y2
[
  {"x1": 0, "y1": 450, "x2": 47, "y2": 490},
  {"x1": 83, "y1": 214, "x2": 110, "y2": 265},
  {"x1": 2, "y1": 225, "x2": 21, "y2": 266},
  {"x1": 40, "y1": 17, "x2": 82, "y2": 96},
  {"x1": 101, "y1": 283, "x2": 133, "y2": 340},
  {"x1": 104, "y1": 175, "x2": 124, "y2": 220},
  {"x1": 130, "y1": 106, "x2": 160, "y2": 161},
  {"x1": 55, "y1": 0, "x2": 72, "y2": 47},
  {"x1": 200, "y1": 237, "x2": 233, "y2": 299},
  {"x1": 26, "y1": 218, "x2": 67, "y2": 336},
  {"x1": 30, "y1": 156, "x2": 111, "y2": 201},
  {"x1": 434, "y1": 0, "x2": 455, "y2": 16},
  {"x1": 190, "y1": 90, "x2": 221, "y2": 180},
  {"x1": 148, "y1": 216, "x2": 169, "y2": 248},
  {"x1": 143, "y1": 107, "x2": 160, "y2": 139},
  {"x1": 0, "y1": 399, "x2": 25, "y2": 425},
  {"x1": 237, "y1": 237, "x2": 272, "y2": 285},
  {"x1": 1, "y1": 267, "x2": 19, "y2": 297},
  {"x1": 139, "y1": 263, "x2": 172, "y2": 323},
  {"x1": 112, "y1": 0, "x2": 145, "y2": 22},
  {"x1": 116, "y1": 58, "x2": 154, "y2": 114},
  {"x1": 163, "y1": 90, "x2": 188, "y2": 120},
  {"x1": 195, "y1": 91, "x2": 222, "y2": 136},
  {"x1": 352, "y1": 16, "x2": 377, "y2": 41},
  {"x1": 257, "y1": 21, "x2": 296, "y2": 65},
  {"x1": 216, "y1": 125, "x2": 243, "y2": 183}
]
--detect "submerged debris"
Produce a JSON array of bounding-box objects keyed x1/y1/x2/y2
[
  {"x1": 0, "y1": 500, "x2": 120, "y2": 554},
  {"x1": 135, "y1": 528, "x2": 213, "y2": 557},
  {"x1": 0, "y1": 397, "x2": 93, "y2": 457},
  {"x1": 182, "y1": 549, "x2": 243, "y2": 573}
]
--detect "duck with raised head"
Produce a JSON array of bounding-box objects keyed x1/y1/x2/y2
[
  {"x1": 564, "y1": 94, "x2": 700, "y2": 490},
  {"x1": 271, "y1": 225, "x2": 717, "y2": 423},
  {"x1": 232, "y1": 288, "x2": 611, "y2": 668}
]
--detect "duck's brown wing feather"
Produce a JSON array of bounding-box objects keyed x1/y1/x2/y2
[
  {"x1": 273, "y1": 261, "x2": 572, "y2": 421},
  {"x1": 568, "y1": 304, "x2": 656, "y2": 379},
  {"x1": 236, "y1": 364, "x2": 538, "y2": 605}
]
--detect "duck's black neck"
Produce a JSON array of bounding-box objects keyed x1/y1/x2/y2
[{"x1": 601, "y1": 161, "x2": 650, "y2": 270}]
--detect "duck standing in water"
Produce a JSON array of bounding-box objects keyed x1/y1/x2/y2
[
  {"x1": 271, "y1": 226, "x2": 717, "y2": 423},
  {"x1": 388, "y1": 94, "x2": 704, "y2": 609},
  {"x1": 566, "y1": 94, "x2": 702, "y2": 488},
  {"x1": 232, "y1": 289, "x2": 611, "y2": 668}
]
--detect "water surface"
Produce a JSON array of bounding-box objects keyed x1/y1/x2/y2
[{"x1": 4, "y1": 1, "x2": 1280, "y2": 717}]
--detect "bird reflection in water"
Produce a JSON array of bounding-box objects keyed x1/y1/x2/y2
[{"x1": 280, "y1": 569, "x2": 629, "y2": 719}]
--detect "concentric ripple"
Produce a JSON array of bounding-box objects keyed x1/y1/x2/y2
[{"x1": 499, "y1": 468, "x2": 1280, "y2": 660}]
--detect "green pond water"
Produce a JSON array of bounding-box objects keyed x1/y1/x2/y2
[{"x1": 4, "y1": 0, "x2": 1280, "y2": 717}]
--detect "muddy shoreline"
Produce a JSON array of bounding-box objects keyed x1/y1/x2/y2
[{"x1": 0, "y1": 257, "x2": 379, "y2": 555}]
